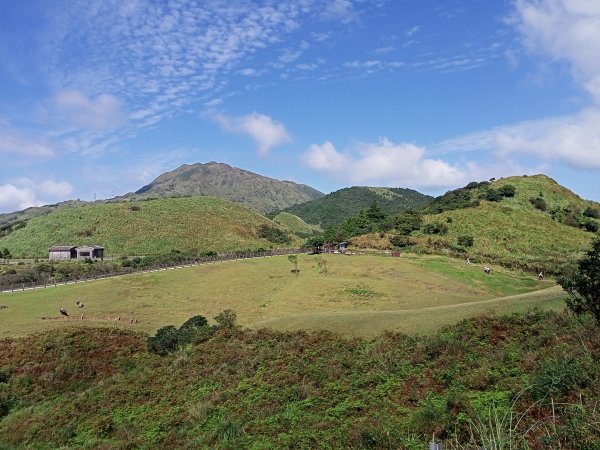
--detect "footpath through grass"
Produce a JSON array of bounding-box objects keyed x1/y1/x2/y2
[{"x1": 0, "y1": 254, "x2": 558, "y2": 339}]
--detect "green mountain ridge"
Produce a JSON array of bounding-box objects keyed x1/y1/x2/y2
[{"x1": 274, "y1": 186, "x2": 434, "y2": 230}]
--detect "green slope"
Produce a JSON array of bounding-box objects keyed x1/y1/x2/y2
[
  {"x1": 0, "y1": 197, "x2": 300, "y2": 258},
  {"x1": 276, "y1": 186, "x2": 433, "y2": 229},
  {"x1": 272, "y1": 212, "x2": 322, "y2": 236},
  {"x1": 416, "y1": 175, "x2": 599, "y2": 272}
]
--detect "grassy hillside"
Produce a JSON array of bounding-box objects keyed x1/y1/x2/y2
[
  {"x1": 272, "y1": 212, "x2": 322, "y2": 236},
  {"x1": 1, "y1": 310, "x2": 599, "y2": 448},
  {"x1": 416, "y1": 175, "x2": 599, "y2": 272},
  {"x1": 0, "y1": 200, "x2": 89, "y2": 238},
  {"x1": 275, "y1": 186, "x2": 433, "y2": 229},
  {"x1": 0, "y1": 254, "x2": 556, "y2": 339},
  {"x1": 118, "y1": 161, "x2": 324, "y2": 213},
  {"x1": 0, "y1": 197, "x2": 300, "y2": 258},
  {"x1": 344, "y1": 175, "x2": 598, "y2": 273}
]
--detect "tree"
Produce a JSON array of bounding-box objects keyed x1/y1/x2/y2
[
  {"x1": 366, "y1": 200, "x2": 385, "y2": 223},
  {"x1": 288, "y1": 254, "x2": 299, "y2": 276},
  {"x1": 178, "y1": 315, "x2": 209, "y2": 345},
  {"x1": 583, "y1": 206, "x2": 600, "y2": 219},
  {"x1": 147, "y1": 326, "x2": 179, "y2": 355},
  {"x1": 558, "y1": 238, "x2": 600, "y2": 326}
]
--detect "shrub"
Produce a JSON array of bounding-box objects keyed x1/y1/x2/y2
[
  {"x1": 530, "y1": 197, "x2": 547, "y2": 211},
  {"x1": 214, "y1": 309, "x2": 237, "y2": 329},
  {"x1": 558, "y1": 238, "x2": 600, "y2": 326},
  {"x1": 531, "y1": 357, "x2": 587, "y2": 400},
  {"x1": 257, "y1": 224, "x2": 291, "y2": 244},
  {"x1": 457, "y1": 235, "x2": 474, "y2": 247},
  {"x1": 583, "y1": 206, "x2": 600, "y2": 219},
  {"x1": 483, "y1": 188, "x2": 502, "y2": 202},
  {"x1": 498, "y1": 184, "x2": 516, "y2": 197},
  {"x1": 147, "y1": 326, "x2": 179, "y2": 355},
  {"x1": 423, "y1": 222, "x2": 449, "y2": 235},
  {"x1": 390, "y1": 234, "x2": 410, "y2": 248},
  {"x1": 581, "y1": 219, "x2": 598, "y2": 233}
]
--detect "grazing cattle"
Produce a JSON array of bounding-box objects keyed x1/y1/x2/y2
[
  {"x1": 76, "y1": 301, "x2": 84, "y2": 308},
  {"x1": 59, "y1": 306, "x2": 69, "y2": 317},
  {"x1": 538, "y1": 271, "x2": 544, "y2": 280},
  {"x1": 484, "y1": 266, "x2": 491, "y2": 275},
  {"x1": 466, "y1": 256, "x2": 471, "y2": 265}
]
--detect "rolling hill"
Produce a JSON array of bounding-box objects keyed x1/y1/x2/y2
[
  {"x1": 273, "y1": 186, "x2": 433, "y2": 229},
  {"x1": 0, "y1": 197, "x2": 301, "y2": 258},
  {"x1": 117, "y1": 161, "x2": 324, "y2": 214},
  {"x1": 369, "y1": 174, "x2": 600, "y2": 273}
]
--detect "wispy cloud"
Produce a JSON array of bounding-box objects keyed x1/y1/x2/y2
[
  {"x1": 511, "y1": 0, "x2": 600, "y2": 102},
  {"x1": 52, "y1": 90, "x2": 126, "y2": 130},
  {"x1": 0, "y1": 119, "x2": 55, "y2": 158},
  {"x1": 432, "y1": 108, "x2": 600, "y2": 169},
  {"x1": 208, "y1": 111, "x2": 292, "y2": 155}
]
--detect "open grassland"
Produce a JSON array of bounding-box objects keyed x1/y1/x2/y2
[
  {"x1": 0, "y1": 254, "x2": 561, "y2": 339},
  {"x1": 0, "y1": 197, "x2": 301, "y2": 258}
]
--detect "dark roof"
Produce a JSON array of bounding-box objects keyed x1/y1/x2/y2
[
  {"x1": 77, "y1": 245, "x2": 104, "y2": 250},
  {"x1": 49, "y1": 246, "x2": 76, "y2": 251}
]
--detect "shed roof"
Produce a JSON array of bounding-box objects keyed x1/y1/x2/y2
[{"x1": 49, "y1": 246, "x2": 76, "y2": 251}]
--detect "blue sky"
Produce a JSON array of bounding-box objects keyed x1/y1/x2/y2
[{"x1": 1, "y1": 0, "x2": 600, "y2": 213}]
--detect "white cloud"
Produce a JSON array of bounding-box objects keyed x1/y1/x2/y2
[
  {"x1": 405, "y1": 25, "x2": 421, "y2": 37},
  {"x1": 39, "y1": 180, "x2": 74, "y2": 198},
  {"x1": 209, "y1": 112, "x2": 292, "y2": 155},
  {"x1": 321, "y1": 0, "x2": 359, "y2": 23},
  {"x1": 512, "y1": 0, "x2": 600, "y2": 102},
  {"x1": 53, "y1": 90, "x2": 126, "y2": 130},
  {"x1": 431, "y1": 1, "x2": 600, "y2": 170},
  {"x1": 0, "y1": 185, "x2": 43, "y2": 212},
  {"x1": 303, "y1": 138, "x2": 466, "y2": 188},
  {"x1": 0, "y1": 119, "x2": 55, "y2": 158},
  {"x1": 0, "y1": 178, "x2": 72, "y2": 212},
  {"x1": 432, "y1": 108, "x2": 600, "y2": 169}
]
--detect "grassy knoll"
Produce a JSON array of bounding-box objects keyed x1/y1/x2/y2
[
  {"x1": 0, "y1": 254, "x2": 557, "y2": 339},
  {"x1": 0, "y1": 197, "x2": 301, "y2": 258},
  {"x1": 1, "y1": 310, "x2": 599, "y2": 448},
  {"x1": 419, "y1": 201, "x2": 593, "y2": 273},
  {"x1": 272, "y1": 211, "x2": 322, "y2": 235}
]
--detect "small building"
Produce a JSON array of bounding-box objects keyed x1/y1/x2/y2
[
  {"x1": 48, "y1": 245, "x2": 104, "y2": 261},
  {"x1": 76, "y1": 245, "x2": 104, "y2": 260},
  {"x1": 48, "y1": 246, "x2": 77, "y2": 260}
]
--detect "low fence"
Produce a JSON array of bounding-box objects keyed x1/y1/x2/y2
[{"x1": 0, "y1": 248, "x2": 310, "y2": 294}]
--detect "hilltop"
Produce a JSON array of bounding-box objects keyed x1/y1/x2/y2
[
  {"x1": 117, "y1": 161, "x2": 324, "y2": 214},
  {"x1": 0, "y1": 197, "x2": 300, "y2": 258},
  {"x1": 350, "y1": 175, "x2": 600, "y2": 273},
  {"x1": 274, "y1": 186, "x2": 433, "y2": 229}
]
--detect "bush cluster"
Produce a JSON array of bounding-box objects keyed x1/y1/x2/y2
[{"x1": 147, "y1": 310, "x2": 237, "y2": 355}]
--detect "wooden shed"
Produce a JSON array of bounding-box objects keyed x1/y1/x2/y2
[
  {"x1": 48, "y1": 246, "x2": 77, "y2": 260},
  {"x1": 48, "y1": 245, "x2": 104, "y2": 260},
  {"x1": 76, "y1": 245, "x2": 104, "y2": 260}
]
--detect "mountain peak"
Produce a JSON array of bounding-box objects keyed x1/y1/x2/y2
[{"x1": 129, "y1": 161, "x2": 323, "y2": 213}]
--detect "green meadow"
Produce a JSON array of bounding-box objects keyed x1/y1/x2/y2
[{"x1": 0, "y1": 253, "x2": 562, "y2": 339}]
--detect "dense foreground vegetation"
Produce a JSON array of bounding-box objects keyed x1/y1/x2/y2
[{"x1": 0, "y1": 310, "x2": 599, "y2": 448}]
